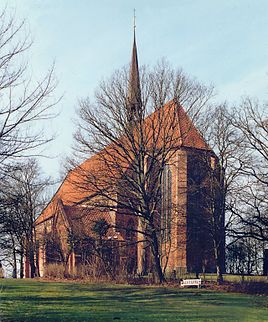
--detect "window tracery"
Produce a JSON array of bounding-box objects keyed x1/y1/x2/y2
[{"x1": 161, "y1": 164, "x2": 172, "y2": 241}]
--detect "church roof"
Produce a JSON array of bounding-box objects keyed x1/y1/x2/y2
[
  {"x1": 62, "y1": 204, "x2": 122, "y2": 240},
  {"x1": 35, "y1": 100, "x2": 210, "y2": 226},
  {"x1": 51, "y1": 199, "x2": 123, "y2": 240},
  {"x1": 145, "y1": 100, "x2": 210, "y2": 151}
]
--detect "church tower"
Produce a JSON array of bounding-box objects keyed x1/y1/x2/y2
[{"x1": 127, "y1": 20, "x2": 142, "y2": 121}]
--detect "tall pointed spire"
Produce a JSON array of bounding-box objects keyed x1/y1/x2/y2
[{"x1": 127, "y1": 10, "x2": 142, "y2": 120}]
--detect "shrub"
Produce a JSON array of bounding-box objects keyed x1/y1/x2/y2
[{"x1": 238, "y1": 280, "x2": 268, "y2": 295}]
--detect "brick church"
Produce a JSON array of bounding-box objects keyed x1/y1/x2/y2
[{"x1": 24, "y1": 32, "x2": 225, "y2": 279}]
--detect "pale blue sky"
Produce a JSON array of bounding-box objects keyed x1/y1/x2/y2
[{"x1": 5, "y1": 0, "x2": 268, "y2": 179}]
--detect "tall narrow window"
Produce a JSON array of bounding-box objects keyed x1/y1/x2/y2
[
  {"x1": 126, "y1": 218, "x2": 135, "y2": 240},
  {"x1": 161, "y1": 164, "x2": 172, "y2": 241}
]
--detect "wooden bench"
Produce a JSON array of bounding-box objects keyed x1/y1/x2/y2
[{"x1": 180, "y1": 278, "x2": 201, "y2": 288}]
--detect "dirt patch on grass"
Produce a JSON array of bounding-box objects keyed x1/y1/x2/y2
[{"x1": 202, "y1": 281, "x2": 268, "y2": 296}]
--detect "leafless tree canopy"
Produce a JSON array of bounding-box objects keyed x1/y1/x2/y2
[
  {"x1": 73, "y1": 61, "x2": 213, "y2": 159},
  {"x1": 0, "y1": 8, "x2": 58, "y2": 176},
  {"x1": 0, "y1": 159, "x2": 52, "y2": 277},
  {"x1": 229, "y1": 98, "x2": 268, "y2": 243},
  {"x1": 199, "y1": 97, "x2": 268, "y2": 275}
]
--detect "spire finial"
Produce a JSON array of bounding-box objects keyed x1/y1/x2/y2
[{"x1": 133, "y1": 9, "x2": 136, "y2": 33}]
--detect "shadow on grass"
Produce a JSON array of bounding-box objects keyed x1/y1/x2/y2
[{"x1": 1, "y1": 280, "x2": 268, "y2": 321}]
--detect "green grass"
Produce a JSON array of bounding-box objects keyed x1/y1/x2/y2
[{"x1": 0, "y1": 279, "x2": 267, "y2": 321}]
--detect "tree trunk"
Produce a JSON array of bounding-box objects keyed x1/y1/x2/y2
[
  {"x1": 151, "y1": 231, "x2": 165, "y2": 284},
  {"x1": 33, "y1": 229, "x2": 40, "y2": 277},
  {"x1": 63, "y1": 253, "x2": 71, "y2": 278},
  {"x1": 29, "y1": 243, "x2": 36, "y2": 278},
  {"x1": 137, "y1": 218, "x2": 147, "y2": 276},
  {"x1": 12, "y1": 248, "x2": 17, "y2": 278},
  {"x1": 214, "y1": 168, "x2": 225, "y2": 285},
  {"x1": 140, "y1": 241, "x2": 147, "y2": 275},
  {"x1": 216, "y1": 263, "x2": 223, "y2": 284},
  {"x1": 20, "y1": 246, "x2": 24, "y2": 279},
  {"x1": 35, "y1": 245, "x2": 40, "y2": 278},
  {"x1": 214, "y1": 244, "x2": 224, "y2": 285},
  {"x1": 11, "y1": 235, "x2": 17, "y2": 278}
]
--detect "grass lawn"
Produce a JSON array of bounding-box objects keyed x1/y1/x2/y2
[{"x1": 0, "y1": 279, "x2": 267, "y2": 321}]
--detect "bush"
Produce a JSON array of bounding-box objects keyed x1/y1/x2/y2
[{"x1": 238, "y1": 280, "x2": 268, "y2": 295}]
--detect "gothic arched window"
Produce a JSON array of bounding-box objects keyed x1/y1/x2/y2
[
  {"x1": 161, "y1": 164, "x2": 172, "y2": 241},
  {"x1": 126, "y1": 218, "x2": 135, "y2": 240}
]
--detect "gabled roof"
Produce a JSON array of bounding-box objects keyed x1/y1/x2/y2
[
  {"x1": 50, "y1": 199, "x2": 123, "y2": 240},
  {"x1": 62, "y1": 204, "x2": 121, "y2": 239},
  {"x1": 35, "y1": 100, "x2": 210, "y2": 226},
  {"x1": 144, "y1": 100, "x2": 210, "y2": 151}
]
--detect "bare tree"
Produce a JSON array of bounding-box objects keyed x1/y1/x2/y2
[
  {"x1": 0, "y1": 8, "x2": 58, "y2": 176},
  {"x1": 196, "y1": 103, "x2": 248, "y2": 284},
  {"x1": 203, "y1": 98, "x2": 268, "y2": 278},
  {"x1": 68, "y1": 61, "x2": 214, "y2": 283},
  {"x1": 0, "y1": 159, "x2": 52, "y2": 277},
  {"x1": 224, "y1": 98, "x2": 268, "y2": 248},
  {"x1": 226, "y1": 237, "x2": 264, "y2": 275}
]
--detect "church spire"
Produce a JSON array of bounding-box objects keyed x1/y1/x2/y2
[{"x1": 127, "y1": 10, "x2": 142, "y2": 120}]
